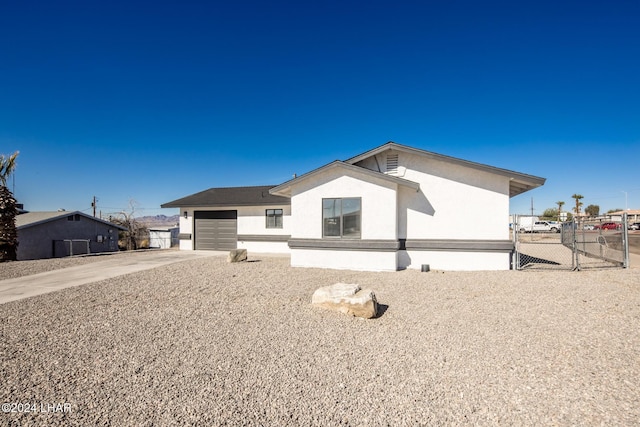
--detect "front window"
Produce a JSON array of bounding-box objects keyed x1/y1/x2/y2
[
  {"x1": 266, "y1": 209, "x2": 283, "y2": 229},
  {"x1": 322, "y1": 198, "x2": 361, "y2": 238}
]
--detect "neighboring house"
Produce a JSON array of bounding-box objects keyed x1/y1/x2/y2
[
  {"x1": 149, "y1": 226, "x2": 180, "y2": 249},
  {"x1": 607, "y1": 210, "x2": 640, "y2": 223},
  {"x1": 163, "y1": 142, "x2": 545, "y2": 271},
  {"x1": 16, "y1": 211, "x2": 126, "y2": 260},
  {"x1": 161, "y1": 186, "x2": 291, "y2": 253}
]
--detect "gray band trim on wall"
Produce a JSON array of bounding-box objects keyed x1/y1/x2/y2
[
  {"x1": 288, "y1": 238, "x2": 513, "y2": 252},
  {"x1": 237, "y1": 234, "x2": 291, "y2": 242},
  {"x1": 405, "y1": 239, "x2": 514, "y2": 252},
  {"x1": 178, "y1": 233, "x2": 192, "y2": 240},
  {"x1": 288, "y1": 239, "x2": 400, "y2": 252}
]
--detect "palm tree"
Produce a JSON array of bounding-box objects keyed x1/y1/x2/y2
[
  {"x1": 0, "y1": 151, "x2": 19, "y2": 262},
  {"x1": 556, "y1": 201, "x2": 565, "y2": 221},
  {"x1": 0, "y1": 152, "x2": 18, "y2": 187},
  {"x1": 571, "y1": 194, "x2": 584, "y2": 215}
]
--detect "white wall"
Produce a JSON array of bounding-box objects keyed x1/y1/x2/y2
[
  {"x1": 179, "y1": 212, "x2": 193, "y2": 250},
  {"x1": 291, "y1": 249, "x2": 398, "y2": 271},
  {"x1": 387, "y1": 149, "x2": 510, "y2": 241},
  {"x1": 290, "y1": 167, "x2": 399, "y2": 240},
  {"x1": 237, "y1": 205, "x2": 291, "y2": 236},
  {"x1": 402, "y1": 250, "x2": 510, "y2": 271}
]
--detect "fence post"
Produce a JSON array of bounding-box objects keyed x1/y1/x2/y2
[
  {"x1": 623, "y1": 212, "x2": 630, "y2": 268},
  {"x1": 513, "y1": 215, "x2": 519, "y2": 270},
  {"x1": 574, "y1": 218, "x2": 581, "y2": 271}
]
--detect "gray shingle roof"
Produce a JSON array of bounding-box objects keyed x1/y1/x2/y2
[
  {"x1": 16, "y1": 211, "x2": 127, "y2": 230},
  {"x1": 161, "y1": 185, "x2": 290, "y2": 208}
]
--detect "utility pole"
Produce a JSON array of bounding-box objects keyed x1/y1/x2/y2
[
  {"x1": 92, "y1": 196, "x2": 97, "y2": 217},
  {"x1": 530, "y1": 197, "x2": 534, "y2": 217}
]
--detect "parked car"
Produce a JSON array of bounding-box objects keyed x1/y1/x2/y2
[
  {"x1": 517, "y1": 217, "x2": 560, "y2": 233},
  {"x1": 583, "y1": 224, "x2": 596, "y2": 230},
  {"x1": 629, "y1": 222, "x2": 640, "y2": 231},
  {"x1": 595, "y1": 222, "x2": 621, "y2": 230},
  {"x1": 547, "y1": 221, "x2": 562, "y2": 231}
]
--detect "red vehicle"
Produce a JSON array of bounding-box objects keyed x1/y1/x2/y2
[{"x1": 594, "y1": 222, "x2": 621, "y2": 230}]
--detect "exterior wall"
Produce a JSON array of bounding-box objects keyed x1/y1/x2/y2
[
  {"x1": 237, "y1": 240, "x2": 289, "y2": 253},
  {"x1": 17, "y1": 216, "x2": 120, "y2": 260},
  {"x1": 179, "y1": 205, "x2": 291, "y2": 253},
  {"x1": 385, "y1": 149, "x2": 510, "y2": 241},
  {"x1": 178, "y1": 212, "x2": 193, "y2": 250},
  {"x1": 401, "y1": 250, "x2": 511, "y2": 271},
  {"x1": 149, "y1": 228, "x2": 179, "y2": 249},
  {"x1": 291, "y1": 249, "x2": 397, "y2": 271}
]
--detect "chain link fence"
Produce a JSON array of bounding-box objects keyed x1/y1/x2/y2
[{"x1": 513, "y1": 214, "x2": 630, "y2": 270}]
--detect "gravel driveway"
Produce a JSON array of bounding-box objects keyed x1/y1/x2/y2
[{"x1": 1, "y1": 253, "x2": 639, "y2": 426}]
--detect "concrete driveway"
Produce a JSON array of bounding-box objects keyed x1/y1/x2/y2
[{"x1": 0, "y1": 250, "x2": 222, "y2": 305}]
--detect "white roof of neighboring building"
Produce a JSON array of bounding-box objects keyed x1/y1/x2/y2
[{"x1": 608, "y1": 209, "x2": 640, "y2": 216}]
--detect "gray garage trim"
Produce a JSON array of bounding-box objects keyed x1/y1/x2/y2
[
  {"x1": 288, "y1": 238, "x2": 513, "y2": 253},
  {"x1": 194, "y1": 210, "x2": 237, "y2": 250},
  {"x1": 288, "y1": 239, "x2": 400, "y2": 252},
  {"x1": 405, "y1": 239, "x2": 514, "y2": 252},
  {"x1": 237, "y1": 234, "x2": 291, "y2": 242}
]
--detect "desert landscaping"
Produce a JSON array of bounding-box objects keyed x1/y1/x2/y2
[{"x1": 1, "y1": 252, "x2": 640, "y2": 426}]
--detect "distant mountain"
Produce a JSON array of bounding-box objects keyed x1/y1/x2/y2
[{"x1": 136, "y1": 214, "x2": 180, "y2": 228}]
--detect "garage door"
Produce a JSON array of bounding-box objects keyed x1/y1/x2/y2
[{"x1": 194, "y1": 210, "x2": 237, "y2": 250}]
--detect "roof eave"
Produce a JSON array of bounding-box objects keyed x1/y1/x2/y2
[
  {"x1": 346, "y1": 141, "x2": 546, "y2": 198},
  {"x1": 161, "y1": 200, "x2": 290, "y2": 208}
]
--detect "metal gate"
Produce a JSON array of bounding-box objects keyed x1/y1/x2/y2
[{"x1": 513, "y1": 214, "x2": 630, "y2": 270}]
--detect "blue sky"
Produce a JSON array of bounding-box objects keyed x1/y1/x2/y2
[{"x1": 1, "y1": 0, "x2": 638, "y2": 218}]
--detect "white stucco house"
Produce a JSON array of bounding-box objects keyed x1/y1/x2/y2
[
  {"x1": 162, "y1": 142, "x2": 545, "y2": 271},
  {"x1": 162, "y1": 186, "x2": 292, "y2": 253}
]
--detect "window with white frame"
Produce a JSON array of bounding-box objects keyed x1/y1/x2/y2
[
  {"x1": 266, "y1": 209, "x2": 283, "y2": 229},
  {"x1": 322, "y1": 198, "x2": 361, "y2": 238}
]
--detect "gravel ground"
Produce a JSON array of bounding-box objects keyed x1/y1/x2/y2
[
  {"x1": 0, "y1": 251, "x2": 131, "y2": 280},
  {"x1": 1, "y1": 254, "x2": 640, "y2": 426}
]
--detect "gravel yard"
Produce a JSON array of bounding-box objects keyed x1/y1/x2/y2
[
  {"x1": 0, "y1": 252, "x2": 130, "y2": 280},
  {"x1": 1, "y1": 253, "x2": 640, "y2": 426}
]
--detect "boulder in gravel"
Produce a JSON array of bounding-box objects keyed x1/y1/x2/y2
[
  {"x1": 311, "y1": 283, "x2": 378, "y2": 319},
  {"x1": 227, "y1": 249, "x2": 247, "y2": 263}
]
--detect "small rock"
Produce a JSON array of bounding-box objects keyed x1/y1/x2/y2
[
  {"x1": 227, "y1": 249, "x2": 247, "y2": 263},
  {"x1": 311, "y1": 283, "x2": 378, "y2": 319}
]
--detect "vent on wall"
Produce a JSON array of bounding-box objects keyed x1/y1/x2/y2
[{"x1": 386, "y1": 154, "x2": 399, "y2": 175}]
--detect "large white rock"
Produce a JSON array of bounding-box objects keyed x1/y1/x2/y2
[
  {"x1": 311, "y1": 283, "x2": 378, "y2": 319},
  {"x1": 227, "y1": 249, "x2": 247, "y2": 263}
]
